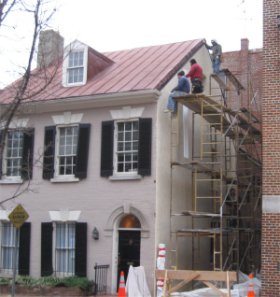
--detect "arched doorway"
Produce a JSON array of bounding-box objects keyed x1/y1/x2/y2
[{"x1": 117, "y1": 214, "x2": 141, "y2": 283}]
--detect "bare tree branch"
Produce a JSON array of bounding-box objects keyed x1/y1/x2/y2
[{"x1": 0, "y1": 0, "x2": 58, "y2": 207}]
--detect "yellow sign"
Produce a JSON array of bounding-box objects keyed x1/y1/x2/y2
[{"x1": 8, "y1": 204, "x2": 29, "y2": 229}]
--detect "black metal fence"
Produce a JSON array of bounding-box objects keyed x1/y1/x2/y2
[{"x1": 93, "y1": 264, "x2": 110, "y2": 295}]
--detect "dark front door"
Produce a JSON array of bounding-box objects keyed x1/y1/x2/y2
[{"x1": 118, "y1": 230, "x2": 140, "y2": 282}]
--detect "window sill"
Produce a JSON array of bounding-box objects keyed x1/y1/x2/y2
[
  {"x1": 109, "y1": 174, "x2": 142, "y2": 181},
  {"x1": 50, "y1": 176, "x2": 80, "y2": 183},
  {"x1": 0, "y1": 178, "x2": 23, "y2": 184},
  {"x1": 0, "y1": 270, "x2": 13, "y2": 277},
  {"x1": 65, "y1": 81, "x2": 86, "y2": 87}
]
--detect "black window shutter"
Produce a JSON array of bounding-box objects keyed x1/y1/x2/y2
[
  {"x1": 41, "y1": 223, "x2": 53, "y2": 276},
  {"x1": 75, "y1": 222, "x2": 87, "y2": 277},
  {"x1": 42, "y1": 126, "x2": 55, "y2": 180},
  {"x1": 138, "y1": 118, "x2": 152, "y2": 176},
  {"x1": 21, "y1": 129, "x2": 34, "y2": 180},
  {"x1": 75, "y1": 124, "x2": 91, "y2": 179},
  {"x1": 0, "y1": 131, "x2": 2, "y2": 179},
  {"x1": 100, "y1": 121, "x2": 114, "y2": 177},
  {"x1": 18, "y1": 222, "x2": 31, "y2": 275}
]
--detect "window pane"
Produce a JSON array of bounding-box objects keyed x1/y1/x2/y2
[
  {"x1": 58, "y1": 126, "x2": 78, "y2": 176},
  {"x1": 68, "y1": 67, "x2": 84, "y2": 84},
  {"x1": 1, "y1": 223, "x2": 18, "y2": 271},
  {"x1": 55, "y1": 223, "x2": 75, "y2": 275},
  {"x1": 116, "y1": 120, "x2": 139, "y2": 173},
  {"x1": 5, "y1": 131, "x2": 23, "y2": 177}
]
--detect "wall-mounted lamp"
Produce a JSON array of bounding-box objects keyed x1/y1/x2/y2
[
  {"x1": 92, "y1": 227, "x2": 99, "y2": 240},
  {"x1": 278, "y1": 15, "x2": 280, "y2": 30}
]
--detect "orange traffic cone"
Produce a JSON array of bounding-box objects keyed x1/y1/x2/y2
[
  {"x1": 118, "y1": 271, "x2": 126, "y2": 297},
  {"x1": 247, "y1": 273, "x2": 255, "y2": 297}
]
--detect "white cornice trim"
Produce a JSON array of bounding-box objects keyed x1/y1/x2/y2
[{"x1": 15, "y1": 90, "x2": 161, "y2": 114}]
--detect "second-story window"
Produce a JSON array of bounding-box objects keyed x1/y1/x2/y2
[
  {"x1": 115, "y1": 120, "x2": 139, "y2": 174},
  {"x1": 0, "y1": 128, "x2": 34, "y2": 182},
  {"x1": 67, "y1": 51, "x2": 84, "y2": 84},
  {"x1": 43, "y1": 124, "x2": 90, "y2": 181},
  {"x1": 57, "y1": 126, "x2": 78, "y2": 176},
  {"x1": 100, "y1": 118, "x2": 152, "y2": 178},
  {"x1": 6, "y1": 131, "x2": 23, "y2": 177}
]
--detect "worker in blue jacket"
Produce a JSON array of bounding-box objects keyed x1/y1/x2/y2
[{"x1": 165, "y1": 70, "x2": 190, "y2": 113}]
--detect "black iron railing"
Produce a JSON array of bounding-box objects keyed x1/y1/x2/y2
[{"x1": 93, "y1": 263, "x2": 109, "y2": 296}]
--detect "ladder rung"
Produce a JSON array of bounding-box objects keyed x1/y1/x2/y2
[
  {"x1": 196, "y1": 178, "x2": 221, "y2": 181},
  {"x1": 197, "y1": 196, "x2": 221, "y2": 199},
  {"x1": 202, "y1": 142, "x2": 224, "y2": 145},
  {"x1": 202, "y1": 152, "x2": 221, "y2": 154}
]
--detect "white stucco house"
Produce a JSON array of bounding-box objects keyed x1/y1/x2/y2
[{"x1": 0, "y1": 30, "x2": 214, "y2": 293}]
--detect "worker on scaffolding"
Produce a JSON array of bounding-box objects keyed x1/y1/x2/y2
[
  {"x1": 205, "y1": 39, "x2": 222, "y2": 74},
  {"x1": 186, "y1": 59, "x2": 204, "y2": 94},
  {"x1": 164, "y1": 70, "x2": 190, "y2": 113}
]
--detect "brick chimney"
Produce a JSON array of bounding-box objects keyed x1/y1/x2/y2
[
  {"x1": 37, "y1": 30, "x2": 64, "y2": 68},
  {"x1": 239, "y1": 38, "x2": 249, "y2": 108}
]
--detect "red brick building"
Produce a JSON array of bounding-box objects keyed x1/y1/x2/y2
[
  {"x1": 222, "y1": 39, "x2": 262, "y2": 117},
  {"x1": 262, "y1": 0, "x2": 280, "y2": 296}
]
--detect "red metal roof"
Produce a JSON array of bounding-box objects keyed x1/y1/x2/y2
[{"x1": 0, "y1": 39, "x2": 204, "y2": 103}]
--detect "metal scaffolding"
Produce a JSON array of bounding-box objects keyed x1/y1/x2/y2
[{"x1": 171, "y1": 69, "x2": 262, "y2": 275}]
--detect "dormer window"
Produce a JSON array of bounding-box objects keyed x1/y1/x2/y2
[
  {"x1": 63, "y1": 41, "x2": 88, "y2": 87},
  {"x1": 68, "y1": 51, "x2": 84, "y2": 84}
]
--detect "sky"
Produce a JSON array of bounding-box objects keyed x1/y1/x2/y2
[{"x1": 0, "y1": 0, "x2": 263, "y2": 87}]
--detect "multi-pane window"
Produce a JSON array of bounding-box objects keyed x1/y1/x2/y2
[
  {"x1": 5, "y1": 131, "x2": 23, "y2": 177},
  {"x1": 57, "y1": 126, "x2": 78, "y2": 176},
  {"x1": 67, "y1": 51, "x2": 84, "y2": 84},
  {"x1": 55, "y1": 223, "x2": 75, "y2": 275},
  {"x1": 116, "y1": 120, "x2": 139, "y2": 173},
  {"x1": 0, "y1": 222, "x2": 18, "y2": 272}
]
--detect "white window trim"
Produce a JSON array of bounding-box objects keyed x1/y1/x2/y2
[
  {"x1": 48, "y1": 210, "x2": 81, "y2": 222},
  {"x1": 0, "y1": 176, "x2": 23, "y2": 184},
  {"x1": 62, "y1": 41, "x2": 88, "y2": 87},
  {"x1": 50, "y1": 124, "x2": 79, "y2": 183},
  {"x1": 0, "y1": 222, "x2": 18, "y2": 275},
  {"x1": 0, "y1": 119, "x2": 29, "y2": 184},
  {"x1": 52, "y1": 112, "x2": 83, "y2": 126},
  {"x1": 53, "y1": 222, "x2": 76, "y2": 276},
  {"x1": 112, "y1": 118, "x2": 141, "y2": 179},
  {"x1": 1, "y1": 130, "x2": 24, "y2": 184},
  {"x1": 50, "y1": 112, "x2": 83, "y2": 183}
]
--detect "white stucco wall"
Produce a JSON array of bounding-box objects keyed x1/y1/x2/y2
[
  {"x1": 155, "y1": 45, "x2": 221, "y2": 270},
  {"x1": 0, "y1": 97, "x2": 158, "y2": 293}
]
